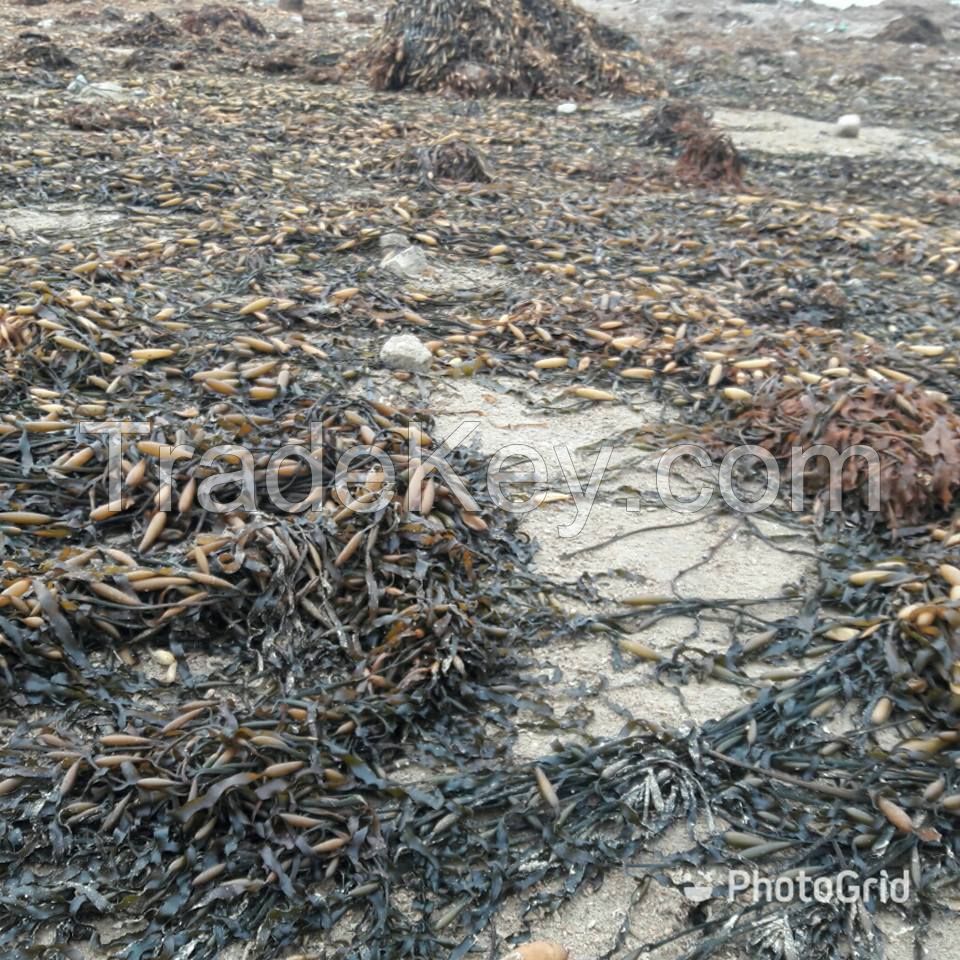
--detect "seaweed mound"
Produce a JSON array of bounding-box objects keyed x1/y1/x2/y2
[
  {"x1": 396, "y1": 137, "x2": 495, "y2": 186},
  {"x1": 676, "y1": 129, "x2": 745, "y2": 187},
  {"x1": 641, "y1": 98, "x2": 712, "y2": 149},
  {"x1": 108, "y1": 12, "x2": 180, "y2": 47},
  {"x1": 180, "y1": 5, "x2": 268, "y2": 37},
  {"x1": 366, "y1": 0, "x2": 634, "y2": 97},
  {"x1": 875, "y1": 13, "x2": 945, "y2": 46}
]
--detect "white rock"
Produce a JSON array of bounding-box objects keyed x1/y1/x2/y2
[
  {"x1": 379, "y1": 232, "x2": 409, "y2": 250},
  {"x1": 381, "y1": 245, "x2": 429, "y2": 279},
  {"x1": 835, "y1": 114, "x2": 861, "y2": 139},
  {"x1": 556, "y1": 102, "x2": 577, "y2": 115},
  {"x1": 72, "y1": 81, "x2": 143, "y2": 104},
  {"x1": 77, "y1": 83, "x2": 124, "y2": 103},
  {"x1": 380, "y1": 335, "x2": 433, "y2": 374},
  {"x1": 66, "y1": 74, "x2": 88, "y2": 94}
]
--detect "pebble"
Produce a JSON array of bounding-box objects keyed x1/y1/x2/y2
[
  {"x1": 381, "y1": 245, "x2": 429, "y2": 279},
  {"x1": 811, "y1": 281, "x2": 849, "y2": 310},
  {"x1": 379, "y1": 334, "x2": 433, "y2": 374},
  {"x1": 66, "y1": 76, "x2": 144, "y2": 103},
  {"x1": 76, "y1": 82, "x2": 128, "y2": 103},
  {"x1": 556, "y1": 102, "x2": 577, "y2": 115},
  {"x1": 835, "y1": 114, "x2": 861, "y2": 139},
  {"x1": 379, "y1": 232, "x2": 409, "y2": 250}
]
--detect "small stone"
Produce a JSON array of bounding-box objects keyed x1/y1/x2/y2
[
  {"x1": 812, "y1": 281, "x2": 849, "y2": 311},
  {"x1": 380, "y1": 334, "x2": 433, "y2": 374},
  {"x1": 71, "y1": 80, "x2": 142, "y2": 103},
  {"x1": 66, "y1": 74, "x2": 88, "y2": 94},
  {"x1": 835, "y1": 114, "x2": 860, "y2": 139},
  {"x1": 556, "y1": 102, "x2": 577, "y2": 115},
  {"x1": 381, "y1": 245, "x2": 430, "y2": 279},
  {"x1": 379, "y1": 232, "x2": 409, "y2": 250}
]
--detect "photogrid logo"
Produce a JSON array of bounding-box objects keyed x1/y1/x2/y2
[{"x1": 690, "y1": 869, "x2": 912, "y2": 905}]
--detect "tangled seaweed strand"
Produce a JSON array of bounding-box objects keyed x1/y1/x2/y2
[
  {"x1": 375, "y1": 510, "x2": 960, "y2": 960},
  {"x1": 639, "y1": 98, "x2": 744, "y2": 187},
  {"x1": 18, "y1": 40, "x2": 73, "y2": 69},
  {"x1": 0, "y1": 368, "x2": 582, "y2": 955},
  {"x1": 0, "y1": 320, "x2": 563, "y2": 695},
  {"x1": 676, "y1": 130, "x2": 745, "y2": 188}
]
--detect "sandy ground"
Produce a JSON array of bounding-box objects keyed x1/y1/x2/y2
[{"x1": 431, "y1": 380, "x2": 806, "y2": 746}]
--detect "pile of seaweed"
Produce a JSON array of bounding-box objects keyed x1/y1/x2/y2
[
  {"x1": 641, "y1": 98, "x2": 746, "y2": 186},
  {"x1": 365, "y1": 0, "x2": 646, "y2": 97},
  {"x1": 107, "y1": 12, "x2": 180, "y2": 48},
  {"x1": 180, "y1": 4, "x2": 268, "y2": 38},
  {"x1": 394, "y1": 136, "x2": 496, "y2": 186},
  {"x1": 0, "y1": 323, "x2": 579, "y2": 955}
]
